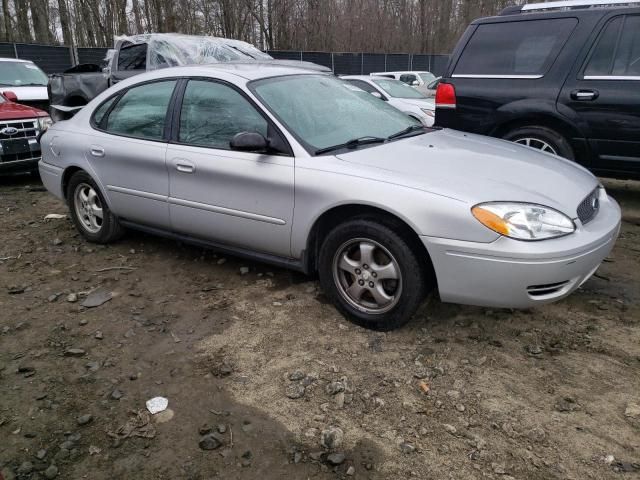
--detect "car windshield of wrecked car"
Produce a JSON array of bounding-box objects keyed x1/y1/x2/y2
[
  {"x1": 0, "y1": 62, "x2": 48, "y2": 86},
  {"x1": 251, "y1": 75, "x2": 420, "y2": 152},
  {"x1": 373, "y1": 78, "x2": 426, "y2": 99}
]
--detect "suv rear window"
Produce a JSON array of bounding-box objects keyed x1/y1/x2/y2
[{"x1": 454, "y1": 18, "x2": 578, "y2": 77}]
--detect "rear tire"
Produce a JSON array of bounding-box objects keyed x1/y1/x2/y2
[
  {"x1": 503, "y1": 126, "x2": 574, "y2": 160},
  {"x1": 318, "y1": 218, "x2": 431, "y2": 331},
  {"x1": 66, "y1": 170, "x2": 124, "y2": 244}
]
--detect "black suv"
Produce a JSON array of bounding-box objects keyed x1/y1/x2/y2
[{"x1": 435, "y1": 1, "x2": 640, "y2": 180}]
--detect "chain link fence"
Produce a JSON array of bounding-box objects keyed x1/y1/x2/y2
[{"x1": 0, "y1": 42, "x2": 451, "y2": 77}]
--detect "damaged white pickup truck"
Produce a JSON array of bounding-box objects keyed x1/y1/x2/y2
[{"x1": 49, "y1": 33, "x2": 329, "y2": 121}]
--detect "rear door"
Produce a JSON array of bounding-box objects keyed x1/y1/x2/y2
[
  {"x1": 560, "y1": 14, "x2": 640, "y2": 176},
  {"x1": 87, "y1": 79, "x2": 177, "y2": 228}
]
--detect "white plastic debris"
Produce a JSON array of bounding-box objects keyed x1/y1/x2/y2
[
  {"x1": 146, "y1": 396, "x2": 169, "y2": 415},
  {"x1": 111, "y1": 33, "x2": 272, "y2": 72},
  {"x1": 44, "y1": 214, "x2": 66, "y2": 220}
]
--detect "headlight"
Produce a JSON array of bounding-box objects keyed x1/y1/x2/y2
[
  {"x1": 421, "y1": 108, "x2": 435, "y2": 117},
  {"x1": 38, "y1": 116, "x2": 53, "y2": 132},
  {"x1": 471, "y1": 202, "x2": 575, "y2": 241}
]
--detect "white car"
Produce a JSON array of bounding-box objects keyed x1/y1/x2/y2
[
  {"x1": 0, "y1": 58, "x2": 49, "y2": 111},
  {"x1": 369, "y1": 71, "x2": 436, "y2": 96},
  {"x1": 343, "y1": 75, "x2": 435, "y2": 126}
]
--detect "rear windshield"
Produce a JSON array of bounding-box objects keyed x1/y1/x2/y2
[{"x1": 454, "y1": 18, "x2": 578, "y2": 77}]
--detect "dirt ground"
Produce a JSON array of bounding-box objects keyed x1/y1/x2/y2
[{"x1": 0, "y1": 175, "x2": 639, "y2": 480}]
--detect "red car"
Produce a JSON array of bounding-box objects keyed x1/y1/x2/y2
[{"x1": 0, "y1": 90, "x2": 51, "y2": 174}]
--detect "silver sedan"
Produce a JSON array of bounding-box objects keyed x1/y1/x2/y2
[{"x1": 38, "y1": 63, "x2": 621, "y2": 331}]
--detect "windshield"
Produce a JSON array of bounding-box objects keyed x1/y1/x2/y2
[
  {"x1": 419, "y1": 72, "x2": 436, "y2": 84},
  {"x1": 372, "y1": 78, "x2": 426, "y2": 99},
  {"x1": 252, "y1": 75, "x2": 419, "y2": 153},
  {"x1": 0, "y1": 62, "x2": 48, "y2": 86}
]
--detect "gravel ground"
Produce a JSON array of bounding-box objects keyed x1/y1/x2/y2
[{"x1": 1, "y1": 175, "x2": 639, "y2": 480}]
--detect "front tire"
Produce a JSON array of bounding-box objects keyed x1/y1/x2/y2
[
  {"x1": 318, "y1": 218, "x2": 431, "y2": 331},
  {"x1": 503, "y1": 126, "x2": 574, "y2": 160},
  {"x1": 66, "y1": 171, "x2": 124, "y2": 244}
]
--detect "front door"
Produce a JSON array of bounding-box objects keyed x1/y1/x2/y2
[
  {"x1": 167, "y1": 79, "x2": 294, "y2": 258},
  {"x1": 560, "y1": 14, "x2": 640, "y2": 176}
]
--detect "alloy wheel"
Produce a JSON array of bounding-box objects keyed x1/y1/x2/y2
[
  {"x1": 514, "y1": 137, "x2": 558, "y2": 155},
  {"x1": 73, "y1": 183, "x2": 103, "y2": 234},
  {"x1": 332, "y1": 238, "x2": 402, "y2": 314}
]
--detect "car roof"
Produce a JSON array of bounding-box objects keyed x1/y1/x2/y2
[
  {"x1": 0, "y1": 58, "x2": 34, "y2": 64},
  {"x1": 143, "y1": 61, "x2": 328, "y2": 81},
  {"x1": 475, "y1": 4, "x2": 639, "y2": 23}
]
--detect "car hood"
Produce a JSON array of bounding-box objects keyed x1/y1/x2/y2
[
  {"x1": 335, "y1": 128, "x2": 598, "y2": 217},
  {"x1": 395, "y1": 98, "x2": 434, "y2": 110},
  {"x1": 0, "y1": 100, "x2": 47, "y2": 119},
  {"x1": 0, "y1": 86, "x2": 48, "y2": 101}
]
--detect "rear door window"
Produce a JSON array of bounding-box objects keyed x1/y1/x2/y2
[
  {"x1": 585, "y1": 15, "x2": 640, "y2": 77},
  {"x1": 102, "y1": 80, "x2": 176, "y2": 140},
  {"x1": 453, "y1": 18, "x2": 578, "y2": 77}
]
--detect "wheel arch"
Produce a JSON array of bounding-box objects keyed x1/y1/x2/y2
[
  {"x1": 61, "y1": 165, "x2": 84, "y2": 198},
  {"x1": 61, "y1": 166, "x2": 113, "y2": 210},
  {"x1": 64, "y1": 95, "x2": 89, "y2": 107},
  {"x1": 304, "y1": 203, "x2": 436, "y2": 285},
  {"x1": 491, "y1": 114, "x2": 584, "y2": 145}
]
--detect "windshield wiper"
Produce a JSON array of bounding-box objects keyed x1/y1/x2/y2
[
  {"x1": 14, "y1": 83, "x2": 47, "y2": 87},
  {"x1": 315, "y1": 136, "x2": 386, "y2": 155},
  {"x1": 387, "y1": 124, "x2": 426, "y2": 140}
]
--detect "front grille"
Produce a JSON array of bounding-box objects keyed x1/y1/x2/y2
[
  {"x1": 577, "y1": 188, "x2": 600, "y2": 225},
  {"x1": 0, "y1": 150, "x2": 41, "y2": 163},
  {"x1": 20, "y1": 100, "x2": 49, "y2": 113},
  {"x1": 0, "y1": 119, "x2": 38, "y2": 140}
]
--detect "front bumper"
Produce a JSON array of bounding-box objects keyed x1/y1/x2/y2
[
  {"x1": 422, "y1": 194, "x2": 621, "y2": 308},
  {"x1": 0, "y1": 137, "x2": 41, "y2": 174}
]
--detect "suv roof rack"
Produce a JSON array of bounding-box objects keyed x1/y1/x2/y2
[{"x1": 500, "y1": 0, "x2": 640, "y2": 15}]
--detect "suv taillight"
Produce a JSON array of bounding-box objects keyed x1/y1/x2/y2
[{"x1": 435, "y1": 83, "x2": 456, "y2": 109}]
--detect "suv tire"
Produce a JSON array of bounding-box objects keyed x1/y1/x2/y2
[
  {"x1": 318, "y1": 218, "x2": 431, "y2": 331},
  {"x1": 66, "y1": 170, "x2": 124, "y2": 244},
  {"x1": 503, "y1": 126, "x2": 574, "y2": 160}
]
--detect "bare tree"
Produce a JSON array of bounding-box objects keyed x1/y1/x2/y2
[{"x1": 4, "y1": 0, "x2": 519, "y2": 53}]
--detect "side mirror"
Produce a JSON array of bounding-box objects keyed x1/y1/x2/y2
[
  {"x1": 411, "y1": 80, "x2": 420, "y2": 87},
  {"x1": 2, "y1": 91, "x2": 18, "y2": 102},
  {"x1": 370, "y1": 91, "x2": 382, "y2": 99},
  {"x1": 230, "y1": 132, "x2": 268, "y2": 152}
]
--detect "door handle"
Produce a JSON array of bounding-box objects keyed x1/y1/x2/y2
[
  {"x1": 89, "y1": 145, "x2": 105, "y2": 157},
  {"x1": 571, "y1": 89, "x2": 599, "y2": 101},
  {"x1": 175, "y1": 162, "x2": 195, "y2": 173}
]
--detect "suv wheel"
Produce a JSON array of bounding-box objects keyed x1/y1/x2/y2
[
  {"x1": 66, "y1": 171, "x2": 124, "y2": 243},
  {"x1": 503, "y1": 126, "x2": 574, "y2": 160},
  {"x1": 318, "y1": 218, "x2": 431, "y2": 331}
]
